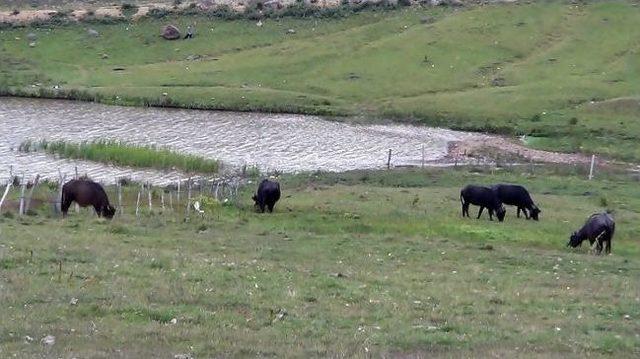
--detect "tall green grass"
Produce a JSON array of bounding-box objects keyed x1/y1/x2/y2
[{"x1": 19, "y1": 139, "x2": 219, "y2": 173}]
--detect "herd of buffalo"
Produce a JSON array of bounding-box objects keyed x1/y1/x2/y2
[{"x1": 60, "y1": 178, "x2": 615, "y2": 255}]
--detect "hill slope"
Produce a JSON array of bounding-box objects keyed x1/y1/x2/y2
[{"x1": 1, "y1": 2, "x2": 640, "y2": 160}]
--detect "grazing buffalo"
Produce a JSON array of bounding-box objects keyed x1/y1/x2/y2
[
  {"x1": 492, "y1": 184, "x2": 541, "y2": 220},
  {"x1": 61, "y1": 179, "x2": 115, "y2": 219},
  {"x1": 568, "y1": 212, "x2": 615, "y2": 254},
  {"x1": 252, "y1": 179, "x2": 281, "y2": 213},
  {"x1": 460, "y1": 185, "x2": 506, "y2": 222}
]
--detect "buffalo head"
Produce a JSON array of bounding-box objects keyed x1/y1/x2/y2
[
  {"x1": 530, "y1": 206, "x2": 541, "y2": 221},
  {"x1": 102, "y1": 205, "x2": 116, "y2": 219},
  {"x1": 496, "y1": 205, "x2": 506, "y2": 222},
  {"x1": 567, "y1": 231, "x2": 582, "y2": 248}
]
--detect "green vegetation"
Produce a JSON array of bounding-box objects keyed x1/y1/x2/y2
[
  {"x1": 18, "y1": 139, "x2": 219, "y2": 173},
  {"x1": 2, "y1": 2, "x2": 640, "y2": 160},
  {"x1": 0, "y1": 1, "x2": 140, "y2": 11},
  {"x1": 0, "y1": 167, "x2": 639, "y2": 356}
]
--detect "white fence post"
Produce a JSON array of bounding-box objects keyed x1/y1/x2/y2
[
  {"x1": 0, "y1": 182, "x2": 12, "y2": 211},
  {"x1": 588, "y1": 155, "x2": 596, "y2": 180}
]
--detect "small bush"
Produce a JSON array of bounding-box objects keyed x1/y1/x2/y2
[
  {"x1": 599, "y1": 196, "x2": 608, "y2": 208},
  {"x1": 148, "y1": 8, "x2": 170, "y2": 19},
  {"x1": 121, "y1": 3, "x2": 139, "y2": 17}
]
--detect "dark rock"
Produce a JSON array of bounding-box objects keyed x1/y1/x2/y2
[{"x1": 161, "y1": 25, "x2": 181, "y2": 40}]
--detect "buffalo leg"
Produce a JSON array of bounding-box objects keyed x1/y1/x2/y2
[
  {"x1": 517, "y1": 207, "x2": 521, "y2": 218},
  {"x1": 462, "y1": 203, "x2": 469, "y2": 217},
  {"x1": 61, "y1": 198, "x2": 72, "y2": 217},
  {"x1": 93, "y1": 204, "x2": 102, "y2": 217},
  {"x1": 267, "y1": 203, "x2": 274, "y2": 213},
  {"x1": 604, "y1": 232, "x2": 612, "y2": 254},
  {"x1": 522, "y1": 207, "x2": 530, "y2": 219},
  {"x1": 477, "y1": 207, "x2": 484, "y2": 219},
  {"x1": 595, "y1": 240, "x2": 603, "y2": 255},
  {"x1": 259, "y1": 201, "x2": 266, "y2": 213},
  {"x1": 488, "y1": 209, "x2": 494, "y2": 221}
]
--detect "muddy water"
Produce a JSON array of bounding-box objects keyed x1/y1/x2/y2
[{"x1": 0, "y1": 98, "x2": 478, "y2": 184}]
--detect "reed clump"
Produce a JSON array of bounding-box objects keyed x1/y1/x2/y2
[{"x1": 19, "y1": 139, "x2": 219, "y2": 173}]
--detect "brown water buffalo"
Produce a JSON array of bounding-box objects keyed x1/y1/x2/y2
[{"x1": 61, "y1": 179, "x2": 115, "y2": 219}]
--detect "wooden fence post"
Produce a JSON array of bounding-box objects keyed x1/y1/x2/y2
[
  {"x1": 0, "y1": 182, "x2": 12, "y2": 211},
  {"x1": 57, "y1": 170, "x2": 66, "y2": 214},
  {"x1": 135, "y1": 185, "x2": 142, "y2": 217},
  {"x1": 186, "y1": 177, "x2": 192, "y2": 217},
  {"x1": 74, "y1": 166, "x2": 79, "y2": 213},
  {"x1": 177, "y1": 178, "x2": 181, "y2": 203},
  {"x1": 24, "y1": 174, "x2": 40, "y2": 214},
  {"x1": 387, "y1": 149, "x2": 392, "y2": 169},
  {"x1": 147, "y1": 183, "x2": 152, "y2": 210},
  {"x1": 117, "y1": 180, "x2": 123, "y2": 215},
  {"x1": 18, "y1": 176, "x2": 26, "y2": 216}
]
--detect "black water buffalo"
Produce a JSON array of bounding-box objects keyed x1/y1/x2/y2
[
  {"x1": 61, "y1": 179, "x2": 115, "y2": 219},
  {"x1": 460, "y1": 185, "x2": 506, "y2": 222},
  {"x1": 568, "y1": 212, "x2": 615, "y2": 254},
  {"x1": 252, "y1": 179, "x2": 281, "y2": 213},
  {"x1": 492, "y1": 184, "x2": 541, "y2": 220}
]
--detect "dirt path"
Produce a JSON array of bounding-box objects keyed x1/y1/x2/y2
[{"x1": 448, "y1": 135, "x2": 593, "y2": 165}]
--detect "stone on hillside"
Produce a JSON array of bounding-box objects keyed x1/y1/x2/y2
[
  {"x1": 26, "y1": 33, "x2": 37, "y2": 41},
  {"x1": 87, "y1": 28, "x2": 100, "y2": 37},
  {"x1": 430, "y1": 0, "x2": 463, "y2": 5},
  {"x1": 41, "y1": 335, "x2": 55, "y2": 346},
  {"x1": 161, "y1": 25, "x2": 181, "y2": 40},
  {"x1": 420, "y1": 16, "x2": 435, "y2": 24},
  {"x1": 29, "y1": 42, "x2": 36, "y2": 48}
]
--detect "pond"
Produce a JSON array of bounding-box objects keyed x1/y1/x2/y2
[{"x1": 0, "y1": 97, "x2": 480, "y2": 184}]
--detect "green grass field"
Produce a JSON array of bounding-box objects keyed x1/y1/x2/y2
[
  {"x1": 1, "y1": 167, "x2": 639, "y2": 357},
  {"x1": 2, "y1": 2, "x2": 640, "y2": 161}
]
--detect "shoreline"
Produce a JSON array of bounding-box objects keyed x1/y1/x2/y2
[{"x1": 1, "y1": 95, "x2": 618, "y2": 174}]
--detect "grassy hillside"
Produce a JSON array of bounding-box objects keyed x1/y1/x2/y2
[
  {"x1": 2, "y1": 2, "x2": 640, "y2": 160},
  {"x1": 0, "y1": 167, "x2": 639, "y2": 357}
]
